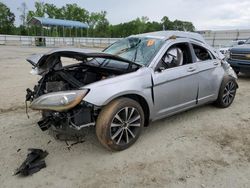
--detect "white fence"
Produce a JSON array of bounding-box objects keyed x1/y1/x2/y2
[
  {"x1": 198, "y1": 29, "x2": 250, "y2": 48},
  {"x1": 0, "y1": 35, "x2": 120, "y2": 48},
  {"x1": 1, "y1": 29, "x2": 250, "y2": 48}
]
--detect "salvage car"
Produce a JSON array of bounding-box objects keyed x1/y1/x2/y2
[{"x1": 26, "y1": 31, "x2": 238, "y2": 151}]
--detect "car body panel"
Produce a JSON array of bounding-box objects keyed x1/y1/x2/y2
[
  {"x1": 82, "y1": 67, "x2": 155, "y2": 118},
  {"x1": 152, "y1": 63, "x2": 199, "y2": 119}
]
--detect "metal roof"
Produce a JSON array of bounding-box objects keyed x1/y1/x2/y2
[
  {"x1": 132, "y1": 31, "x2": 206, "y2": 43},
  {"x1": 28, "y1": 17, "x2": 88, "y2": 28}
]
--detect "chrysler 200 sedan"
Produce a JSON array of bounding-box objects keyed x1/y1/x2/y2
[{"x1": 26, "y1": 31, "x2": 238, "y2": 151}]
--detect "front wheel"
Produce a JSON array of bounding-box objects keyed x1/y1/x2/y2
[
  {"x1": 215, "y1": 77, "x2": 237, "y2": 108},
  {"x1": 96, "y1": 98, "x2": 144, "y2": 151}
]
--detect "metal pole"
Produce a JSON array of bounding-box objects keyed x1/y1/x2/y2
[{"x1": 63, "y1": 26, "x2": 65, "y2": 44}]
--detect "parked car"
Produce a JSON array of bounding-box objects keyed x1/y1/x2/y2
[
  {"x1": 227, "y1": 38, "x2": 250, "y2": 74},
  {"x1": 219, "y1": 40, "x2": 245, "y2": 56},
  {"x1": 26, "y1": 31, "x2": 238, "y2": 151}
]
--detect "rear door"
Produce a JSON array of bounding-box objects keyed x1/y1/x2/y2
[{"x1": 191, "y1": 43, "x2": 223, "y2": 104}]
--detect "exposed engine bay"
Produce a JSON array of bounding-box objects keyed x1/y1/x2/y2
[{"x1": 25, "y1": 50, "x2": 141, "y2": 134}]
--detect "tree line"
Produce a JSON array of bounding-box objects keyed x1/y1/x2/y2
[{"x1": 0, "y1": 1, "x2": 195, "y2": 37}]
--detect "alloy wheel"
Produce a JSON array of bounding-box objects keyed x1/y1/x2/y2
[
  {"x1": 110, "y1": 107, "x2": 141, "y2": 145},
  {"x1": 222, "y1": 81, "x2": 236, "y2": 105}
]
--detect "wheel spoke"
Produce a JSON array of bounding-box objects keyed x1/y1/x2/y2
[
  {"x1": 111, "y1": 123, "x2": 123, "y2": 127},
  {"x1": 115, "y1": 114, "x2": 124, "y2": 123},
  {"x1": 129, "y1": 123, "x2": 140, "y2": 127},
  {"x1": 223, "y1": 95, "x2": 228, "y2": 104},
  {"x1": 116, "y1": 129, "x2": 124, "y2": 144},
  {"x1": 127, "y1": 128, "x2": 135, "y2": 138},
  {"x1": 112, "y1": 127, "x2": 123, "y2": 140},
  {"x1": 124, "y1": 107, "x2": 129, "y2": 121},
  {"x1": 222, "y1": 94, "x2": 227, "y2": 99},
  {"x1": 224, "y1": 87, "x2": 228, "y2": 92},
  {"x1": 229, "y1": 82, "x2": 235, "y2": 90},
  {"x1": 229, "y1": 89, "x2": 236, "y2": 94},
  {"x1": 128, "y1": 115, "x2": 140, "y2": 124},
  {"x1": 226, "y1": 96, "x2": 230, "y2": 104},
  {"x1": 125, "y1": 129, "x2": 129, "y2": 143},
  {"x1": 127, "y1": 108, "x2": 135, "y2": 121}
]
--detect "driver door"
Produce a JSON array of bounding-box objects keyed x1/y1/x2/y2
[{"x1": 152, "y1": 42, "x2": 199, "y2": 120}]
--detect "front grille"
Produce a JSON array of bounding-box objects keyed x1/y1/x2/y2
[{"x1": 230, "y1": 53, "x2": 250, "y2": 61}]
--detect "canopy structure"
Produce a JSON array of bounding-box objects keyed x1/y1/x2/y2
[
  {"x1": 27, "y1": 17, "x2": 89, "y2": 38},
  {"x1": 28, "y1": 17, "x2": 89, "y2": 29}
]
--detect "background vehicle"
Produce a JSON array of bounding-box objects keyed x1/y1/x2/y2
[
  {"x1": 219, "y1": 40, "x2": 245, "y2": 55},
  {"x1": 26, "y1": 31, "x2": 238, "y2": 151},
  {"x1": 227, "y1": 38, "x2": 250, "y2": 74}
]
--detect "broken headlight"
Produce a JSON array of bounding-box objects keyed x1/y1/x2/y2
[{"x1": 30, "y1": 90, "x2": 89, "y2": 112}]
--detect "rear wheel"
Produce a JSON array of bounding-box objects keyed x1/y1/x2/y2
[
  {"x1": 96, "y1": 98, "x2": 144, "y2": 151},
  {"x1": 215, "y1": 77, "x2": 237, "y2": 108}
]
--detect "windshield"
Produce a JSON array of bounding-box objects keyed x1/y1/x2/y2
[{"x1": 103, "y1": 37, "x2": 164, "y2": 66}]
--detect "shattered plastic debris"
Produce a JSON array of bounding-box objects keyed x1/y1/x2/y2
[{"x1": 14, "y1": 148, "x2": 48, "y2": 176}]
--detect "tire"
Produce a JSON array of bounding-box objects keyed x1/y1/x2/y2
[
  {"x1": 215, "y1": 76, "x2": 237, "y2": 108},
  {"x1": 96, "y1": 98, "x2": 145, "y2": 151}
]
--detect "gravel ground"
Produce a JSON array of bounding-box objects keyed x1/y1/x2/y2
[{"x1": 0, "y1": 46, "x2": 249, "y2": 188}]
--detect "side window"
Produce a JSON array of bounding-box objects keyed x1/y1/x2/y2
[
  {"x1": 156, "y1": 42, "x2": 192, "y2": 71},
  {"x1": 192, "y1": 44, "x2": 213, "y2": 61}
]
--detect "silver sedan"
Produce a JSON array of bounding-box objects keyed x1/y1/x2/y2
[{"x1": 26, "y1": 31, "x2": 238, "y2": 151}]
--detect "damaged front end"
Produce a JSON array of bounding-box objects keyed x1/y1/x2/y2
[
  {"x1": 31, "y1": 90, "x2": 97, "y2": 132},
  {"x1": 27, "y1": 88, "x2": 99, "y2": 132},
  {"x1": 25, "y1": 49, "x2": 141, "y2": 134}
]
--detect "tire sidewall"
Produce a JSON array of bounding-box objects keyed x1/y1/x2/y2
[
  {"x1": 96, "y1": 98, "x2": 145, "y2": 151},
  {"x1": 217, "y1": 76, "x2": 237, "y2": 108}
]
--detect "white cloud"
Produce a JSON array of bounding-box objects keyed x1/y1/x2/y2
[{"x1": 2, "y1": 0, "x2": 250, "y2": 30}]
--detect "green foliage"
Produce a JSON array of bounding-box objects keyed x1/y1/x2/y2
[
  {"x1": 0, "y1": 2, "x2": 196, "y2": 37},
  {"x1": 0, "y1": 2, "x2": 15, "y2": 34}
]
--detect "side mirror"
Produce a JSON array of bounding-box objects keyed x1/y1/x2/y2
[{"x1": 238, "y1": 41, "x2": 245, "y2": 45}]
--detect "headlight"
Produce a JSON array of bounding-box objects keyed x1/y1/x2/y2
[{"x1": 30, "y1": 90, "x2": 89, "y2": 111}]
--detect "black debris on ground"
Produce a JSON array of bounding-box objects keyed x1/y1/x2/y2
[{"x1": 14, "y1": 148, "x2": 48, "y2": 176}]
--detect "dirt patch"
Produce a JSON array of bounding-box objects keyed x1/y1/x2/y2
[{"x1": 209, "y1": 127, "x2": 250, "y2": 163}]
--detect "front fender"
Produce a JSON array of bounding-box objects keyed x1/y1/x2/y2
[{"x1": 82, "y1": 68, "x2": 154, "y2": 116}]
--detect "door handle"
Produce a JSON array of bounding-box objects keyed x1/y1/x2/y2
[
  {"x1": 213, "y1": 61, "x2": 219, "y2": 65},
  {"x1": 187, "y1": 67, "x2": 196, "y2": 72}
]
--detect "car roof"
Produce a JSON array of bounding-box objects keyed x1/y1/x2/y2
[{"x1": 131, "y1": 30, "x2": 206, "y2": 44}]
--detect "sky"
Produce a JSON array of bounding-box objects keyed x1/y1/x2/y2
[{"x1": 2, "y1": 0, "x2": 250, "y2": 30}]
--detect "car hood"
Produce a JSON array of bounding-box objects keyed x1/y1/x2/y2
[
  {"x1": 230, "y1": 44, "x2": 250, "y2": 53},
  {"x1": 26, "y1": 48, "x2": 142, "y2": 68}
]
